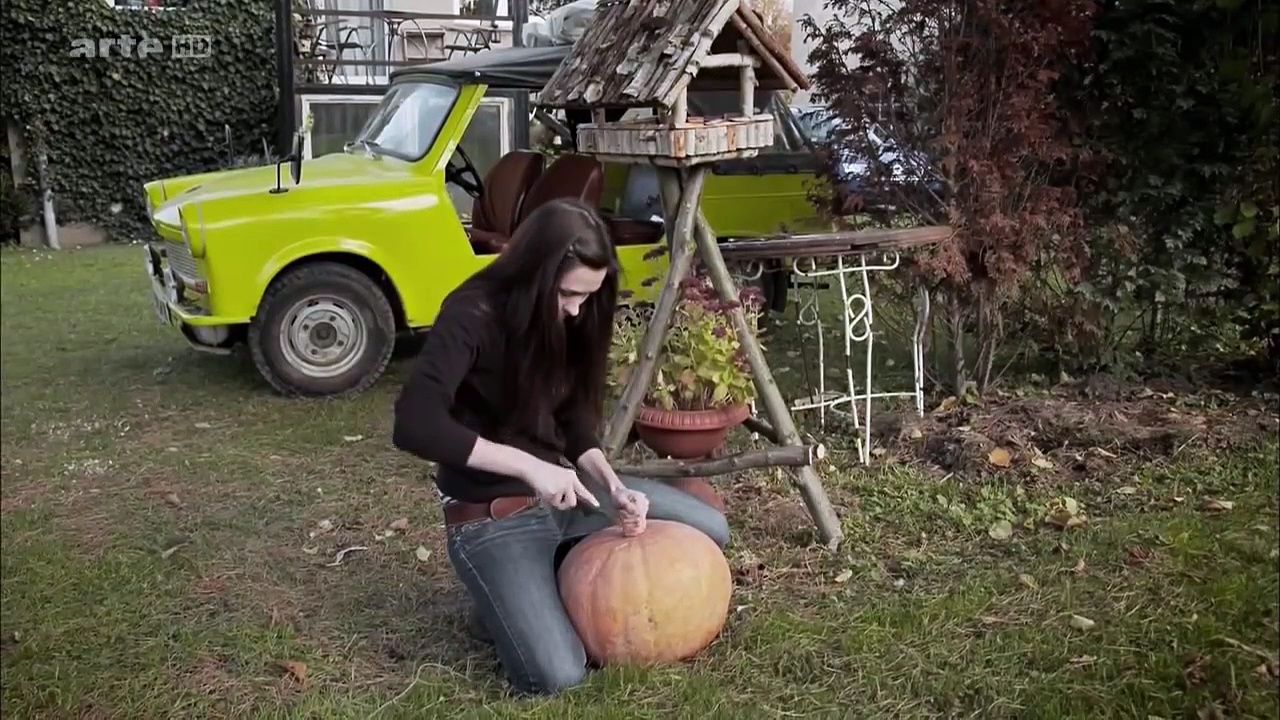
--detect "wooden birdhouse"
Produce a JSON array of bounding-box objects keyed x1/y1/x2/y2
[{"x1": 538, "y1": 0, "x2": 809, "y2": 166}]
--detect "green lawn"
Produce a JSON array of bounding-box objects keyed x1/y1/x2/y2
[{"x1": 2, "y1": 244, "x2": 1277, "y2": 719}]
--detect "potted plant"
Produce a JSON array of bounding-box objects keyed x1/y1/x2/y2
[{"x1": 610, "y1": 272, "x2": 764, "y2": 461}]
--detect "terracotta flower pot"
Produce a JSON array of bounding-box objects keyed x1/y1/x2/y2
[{"x1": 634, "y1": 402, "x2": 751, "y2": 460}]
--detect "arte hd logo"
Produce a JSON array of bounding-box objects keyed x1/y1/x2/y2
[{"x1": 69, "y1": 34, "x2": 212, "y2": 58}]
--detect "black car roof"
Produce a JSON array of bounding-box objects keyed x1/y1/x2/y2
[{"x1": 389, "y1": 45, "x2": 572, "y2": 89}]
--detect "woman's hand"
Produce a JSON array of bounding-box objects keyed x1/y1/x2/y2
[
  {"x1": 610, "y1": 486, "x2": 649, "y2": 536},
  {"x1": 521, "y1": 460, "x2": 600, "y2": 510}
]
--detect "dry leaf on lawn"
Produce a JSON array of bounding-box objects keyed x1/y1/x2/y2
[
  {"x1": 277, "y1": 659, "x2": 307, "y2": 683},
  {"x1": 834, "y1": 569, "x2": 853, "y2": 584},
  {"x1": 987, "y1": 447, "x2": 1013, "y2": 468},
  {"x1": 1017, "y1": 573, "x2": 1039, "y2": 590},
  {"x1": 1031, "y1": 456, "x2": 1055, "y2": 470},
  {"x1": 1201, "y1": 498, "x2": 1234, "y2": 512},
  {"x1": 988, "y1": 520, "x2": 1014, "y2": 541},
  {"x1": 414, "y1": 546, "x2": 431, "y2": 562},
  {"x1": 1068, "y1": 614, "x2": 1096, "y2": 631},
  {"x1": 389, "y1": 517, "x2": 410, "y2": 531}
]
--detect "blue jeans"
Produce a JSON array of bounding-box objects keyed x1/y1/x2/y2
[{"x1": 444, "y1": 475, "x2": 731, "y2": 696}]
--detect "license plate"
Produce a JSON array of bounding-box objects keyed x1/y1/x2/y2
[
  {"x1": 151, "y1": 290, "x2": 172, "y2": 325},
  {"x1": 143, "y1": 247, "x2": 172, "y2": 326}
]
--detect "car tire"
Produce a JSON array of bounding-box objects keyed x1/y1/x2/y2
[{"x1": 249, "y1": 261, "x2": 396, "y2": 397}]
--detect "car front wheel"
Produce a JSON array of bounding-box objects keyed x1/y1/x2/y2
[{"x1": 249, "y1": 261, "x2": 396, "y2": 397}]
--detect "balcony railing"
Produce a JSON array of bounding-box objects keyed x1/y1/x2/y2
[{"x1": 290, "y1": 5, "x2": 525, "y2": 91}]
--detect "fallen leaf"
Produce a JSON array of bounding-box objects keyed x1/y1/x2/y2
[
  {"x1": 163, "y1": 492, "x2": 183, "y2": 508},
  {"x1": 1068, "y1": 614, "x2": 1096, "y2": 631},
  {"x1": 988, "y1": 520, "x2": 1014, "y2": 541},
  {"x1": 1053, "y1": 541, "x2": 1071, "y2": 554},
  {"x1": 834, "y1": 569, "x2": 853, "y2": 583},
  {"x1": 933, "y1": 396, "x2": 958, "y2": 414},
  {"x1": 309, "y1": 519, "x2": 335, "y2": 539},
  {"x1": 1115, "y1": 486, "x2": 1138, "y2": 495},
  {"x1": 1071, "y1": 558, "x2": 1088, "y2": 574},
  {"x1": 1031, "y1": 456, "x2": 1055, "y2": 470},
  {"x1": 1045, "y1": 496, "x2": 1086, "y2": 529},
  {"x1": 301, "y1": 545, "x2": 319, "y2": 555},
  {"x1": 1254, "y1": 660, "x2": 1279, "y2": 680},
  {"x1": 389, "y1": 517, "x2": 409, "y2": 531},
  {"x1": 871, "y1": 447, "x2": 887, "y2": 458},
  {"x1": 277, "y1": 659, "x2": 307, "y2": 683},
  {"x1": 1017, "y1": 573, "x2": 1039, "y2": 590},
  {"x1": 373, "y1": 530, "x2": 395, "y2": 541},
  {"x1": 987, "y1": 447, "x2": 1012, "y2": 468},
  {"x1": 194, "y1": 422, "x2": 213, "y2": 429},
  {"x1": 414, "y1": 546, "x2": 431, "y2": 562},
  {"x1": 343, "y1": 434, "x2": 364, "y2": 442},
  {"x1": 1201, "y1": 498, "x2": 1234, "y2": 512},
  {"x1": 909, "y1": 427, "x2": 924, "y2": 440}
]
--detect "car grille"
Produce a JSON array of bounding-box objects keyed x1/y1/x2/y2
[{"x1": 164, "y1": 239, "x2": 200, "y2": 279}]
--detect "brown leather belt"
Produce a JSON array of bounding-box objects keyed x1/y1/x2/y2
[{"x1": 442, "y1": 495, "x2": 539, "y2": 527}]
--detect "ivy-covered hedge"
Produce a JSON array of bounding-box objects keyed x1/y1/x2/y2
[{"x1": 0, "y1": 0, "x2": 280, "y2": 243}]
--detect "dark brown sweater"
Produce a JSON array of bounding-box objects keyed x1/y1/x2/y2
[{"x1": 391, "y1": 287, "x2": 600, "y2": 503}]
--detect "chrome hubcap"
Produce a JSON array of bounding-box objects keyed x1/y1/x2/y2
[{"x1": 279, "y1": 296, "x2": 367, "y2": 378}]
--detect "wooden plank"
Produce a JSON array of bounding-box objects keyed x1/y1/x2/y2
[
  {"x1": 716, "y1": 226, "x2": 954, "y2": 260},
  {"x1": 583, "y1": 150, "x2": 763, "y2": 167},
  {"x1": 576, "y1": 116, "x2": 774, "y2": 158},
  {"x1": 698, "y1": 53, "x2": 759, "y2": 68}
]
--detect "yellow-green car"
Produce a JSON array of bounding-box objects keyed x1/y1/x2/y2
[{"x1": 141, "y1": 45, "x2": 824, "y2": 397}]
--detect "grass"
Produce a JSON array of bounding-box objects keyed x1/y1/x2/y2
[{"x1": 2, "y1": 244, "x2": 1277, "y2": 719}]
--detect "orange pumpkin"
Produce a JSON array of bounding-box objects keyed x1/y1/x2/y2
[{"x1": 557, "y1": 519, "x2": 733, "y2": 666}]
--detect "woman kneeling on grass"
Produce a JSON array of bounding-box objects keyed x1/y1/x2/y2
[{"x1": 391, "y1": 197, "x2": 730, "y2": 696}]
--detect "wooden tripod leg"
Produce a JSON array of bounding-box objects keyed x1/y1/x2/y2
[
  {"x1": 602, "y1": 165, "x2": 709, "y2": 457},
  {"x1": 692, "y1": 211, "x2": 845, "y2": 549}
]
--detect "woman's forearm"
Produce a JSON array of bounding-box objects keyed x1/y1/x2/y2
[{"x1": 465, "y1": 437, "x2": 546, "y2": 483}]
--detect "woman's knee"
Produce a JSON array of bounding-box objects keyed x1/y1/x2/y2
[
  {"x1": 625, "y1": 476, "x2": 731, "y2": 548},
  {"x1": 695, "y1": 508, "x2": 731, "y2": 549}
]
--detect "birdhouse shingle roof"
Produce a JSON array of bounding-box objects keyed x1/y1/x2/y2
[{"x1": 538, "y1": 0, "x2": 810, "y2": 110}]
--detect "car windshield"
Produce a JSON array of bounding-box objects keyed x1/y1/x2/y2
[
  {"x1": 351, "y1": 80, "x2": 458, "y2": 160},
  {"x1": 794, "y1": 107, "x2": 839, "y2": 143}
]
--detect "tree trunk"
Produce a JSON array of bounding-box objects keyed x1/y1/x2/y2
[{"x1": 946, "y1": 291, "x2": 968, "y2": 397}]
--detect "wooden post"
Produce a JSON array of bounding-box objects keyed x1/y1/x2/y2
[
  {"x1": 672, "y1": 88, "x2": 688, "y2": 126},
  {"x1": 737, "y1": 42, "x2": 756, "y2": 117},
  {"x1": 602, "y1": 165, "x2": 708, "y2": 456},
  {"x1": 692, "y1": 211, "x2": 845, "y2": 549}
]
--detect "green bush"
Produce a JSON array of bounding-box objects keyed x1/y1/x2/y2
[{"x1": 0, "y1": 0, "x2": 279, "y2": 243}]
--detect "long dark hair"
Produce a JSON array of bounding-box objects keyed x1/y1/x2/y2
[{"x1": 465, "y1": 197, "x2": 619, "y2": 435}]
